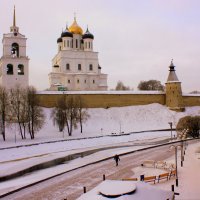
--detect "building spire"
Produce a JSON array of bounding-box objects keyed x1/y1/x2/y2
[
  {"x1": 13, "y1": 5, "x2": 16, "y2": 27},
  {"x1": 10, "y1": 5, "x2": 19, "y2": 33}
]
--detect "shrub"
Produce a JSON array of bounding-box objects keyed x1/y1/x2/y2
[{"x1": 176, "y1": 116, "x2": 200, "y2": 138}]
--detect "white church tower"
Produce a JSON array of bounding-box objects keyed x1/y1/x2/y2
[
  {"x1": 49, "y1": 17, "x2": 108, "y2": 91},
  {"x1": 0, "y1": 7, "x2": 29, "y2": 89}
]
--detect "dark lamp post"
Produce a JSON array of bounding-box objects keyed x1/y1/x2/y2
[
  {"x1": 170, "y1": 144, "x2": 183, "y2": 187},
  {"x1": 168, "y1": 122, "x2": 173, "y2": 141}
]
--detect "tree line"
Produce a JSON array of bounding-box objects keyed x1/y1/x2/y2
[
  {"x1": 0, "y1": 86, "x2": 90, "y2": 141},
  {"x1": 114, "y1": 80, "x2": 165, "y2": 91},
  {"x1": 0, "y1": 86, "x2": 45, "y2": 141},
  {"x1": 51, "y1": 95, "x2": 89, "y2": 136}
]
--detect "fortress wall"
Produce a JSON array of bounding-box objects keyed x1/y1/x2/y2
[
  {"x1": 37, "y1": 93, "x2": 166, "y2": 108},
  {"x1": 183, "y1": 95, "x2": 200, "y2": 107}
]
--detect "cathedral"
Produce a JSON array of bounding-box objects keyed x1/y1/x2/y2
[
  {"x1": 0, "y1": 7, "x2": 29, "y2": 89},
  {"x1": 48, "y1": 17, "x2": 108, "y2": 91}
]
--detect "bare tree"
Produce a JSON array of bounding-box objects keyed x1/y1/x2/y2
[
  {"x1": 27, "y1": 86, "x2": 45, "y2": 139},
  {"x1": 10, "y1": 86, "x2": 26, "y2": 139},
  {"x1": 51, "y1": 95, "x2": 67, "y2": 132},
  {"x1": 190, "y1": 90, "x2": 200, "y2": 94},
  {"x1": 66, "y1": 96, "x2": 78, "y2": 136},
  {"x1": 0, "y1": 86, "x2": 9, "y2": 141},
  {"x1": 51, "y1": 95, "x2": 81, "y2": 136},
  {"x1": 52, "y1": 95, "x2": 90, "y2": 136},
  {"x1": 75, "y1": 96, "x2": 90, "y2": 133},
  {"x1": 138, "y1": 80, "x2": 164, "y2": 91},
  {"x1": 115, "y1": 81, "x2": 130, "y2": 90}
]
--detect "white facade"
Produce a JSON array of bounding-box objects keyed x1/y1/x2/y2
[
  {"x1": 0, "y1": 7, "x2": 29, "y2": 89},
  {"x1": 49, "y1": 18, "x2": 107, "y2": 91}
]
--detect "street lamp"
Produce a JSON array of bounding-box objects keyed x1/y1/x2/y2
[
  {"x1": 170, "y1": 144, "x2": 183, "y2": 187},
  {"x1": 168, "y1": 122, "x2": 173, "y2": 141}
]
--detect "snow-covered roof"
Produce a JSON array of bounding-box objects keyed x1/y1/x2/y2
[{"x1": 37, "y1": 91, "x2": 165, "y2": 95}]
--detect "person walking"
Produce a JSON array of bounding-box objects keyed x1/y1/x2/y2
[{"x1": 114, "y1": 154, "x2": 120, "y2": 166}]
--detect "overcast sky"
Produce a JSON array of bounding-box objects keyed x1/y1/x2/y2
[{"x1": 0, "y1": 0, "x2": 200, "y2": 92}]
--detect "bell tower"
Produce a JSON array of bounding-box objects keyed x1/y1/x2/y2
[
  {"x1": 0, "y1": 6, "x2": 29, "y2": 89},
  {"x1": 165, "y1": 60, "x2": 185, "y2": 111}
]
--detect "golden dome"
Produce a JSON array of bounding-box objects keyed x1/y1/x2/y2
[{"x1": 69, "y1": 18, "x2": 83, "y2": 35}]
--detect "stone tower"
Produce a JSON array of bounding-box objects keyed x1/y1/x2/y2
[
  {"x1": 0, "y1": 6, "x2": 29, "y2": 89},
  {"x1": 165, "y1": 60, "x2": 185, "y2": 111}
]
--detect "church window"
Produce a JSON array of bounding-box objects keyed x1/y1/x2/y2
[
  {"x1": 85, "y1": 80, "x2": 87, "y2": 83},
  {"x1": 68, "y1": 79, "x2": 70, "y2": 83},
  {"x1": 76, "y1": 39, "x2": 78, "y2": 48},
  {"x1": 89, "y1": 42, "x2": 90, "y2": 49},
  {"x1": 91, "y1": 42, "x2": 93, "y2": 49},
  {"x1": 78, "y1": 64, "x2": 81, "y2": 70},
  {"x1": 77, "y1": 79, "x2": 79, "y2": 83},
  {"x1": 93, "y1": 80, "x2": 95, "y2": 84},
  {"x1": 18, "y1": 64, "x2": 24, "y2": 75},
  {"x1": 11, "y1": 43, "x2": 19, "y2": 57},
  {"x1": 66, "y1": 63, "x2": 70, "y2": 70},
  {"x1": 89, "y1": 64, "x2": 93, "y2": 71},
  {"x1": 64, "y1": 41, "x2": 66, "y2": 47},
  {"x1": 7, "y1": 64, "x2": 13, "y2": 75},
  {"x1": 85, "y1": 42, "x2": 87, "y2": 49},
  {"x1": 67, "y1": 40, "x2": 69, "y2": 47}
]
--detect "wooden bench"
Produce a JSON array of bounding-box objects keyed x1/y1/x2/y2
[
  {"x1": 122, "y1": 178, "x2": 138, "y2": 181},
  {"x1": 169, "y1": 170, "x2": 176, "y2": 179},
  {"x1": 144, "y1": 176, "x2": 156, "y2": 184},
  {"x1": 158, "y1": 172, "x2": 169, "y2": 183},
  {"x1": 141, "y1": 160, "x2": 155, "y2": 168}
]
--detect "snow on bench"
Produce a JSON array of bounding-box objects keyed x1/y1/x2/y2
[
  {"x1": 141, "y1": 160, "x2": 155, "y2": 168},
  {"x1": 144, "y1": 176, "x2": 157, "y2": 184}
]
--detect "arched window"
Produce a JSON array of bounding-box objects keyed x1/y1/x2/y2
[
  {"x1": 18, "y1": 64, "x2": 24, "y2": 75},
  {"x1": 89, "y1": 42, "x2": 90, "y2": 49},
  {"x1": 76, "y1": 39, "x2": 78, "y2": 48},
  {"x1": 7, "y1": 64, "x2": 13, "y2": 75},
  {"x1": 78, "y1": 64, "x2": 81, "y2": 71},
  {"x1": 89, "y1": 64, "x2": 93, "y2": 71},
  {"x1": 66, "y1": 63, "x2": 70, "y2": 70},
  {"x1": 11, "y1": 43, "x2": 19, "y2": 57},
  {"x1": 67, "y1": 40, "x2": 69, "y2": 47}
]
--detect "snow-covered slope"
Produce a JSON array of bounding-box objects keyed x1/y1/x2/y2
[{"x1": 2, "y1": 103, "x2": 200, "y2": 144}]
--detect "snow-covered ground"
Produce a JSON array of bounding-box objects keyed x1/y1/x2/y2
[
  {"x1": 1, "y1": 103, "x2": 200, "y2": 147},
  {"x1": 78, "y1": 141, "x2": 200, "y2": 200},
  {"x1": 0, "y1": 103, "x2": 199, "y2": 199}
]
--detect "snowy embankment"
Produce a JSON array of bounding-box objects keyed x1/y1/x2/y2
[
  {"x1": 1, "y1": 103, "x2": 200, "y2": 147},
  {"x1": 0, "y1": 103, "x2": 199, "y2": 198}
]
